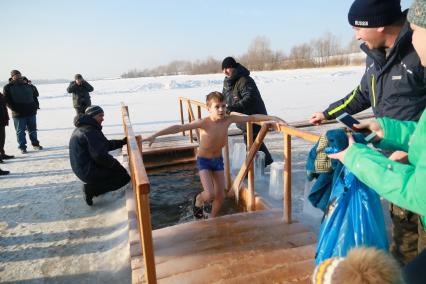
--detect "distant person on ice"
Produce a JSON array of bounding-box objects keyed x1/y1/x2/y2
[
  {"x1": 3, "y1": 70, "x2": 43, "y2": 154},
  {"x1": 143, "y1": 91, "x2": 286, "y2": 219},
  {"x1": 221, "y1": 56, "x2": 274, "y2": 167},
  {"x1": 67, "y1": 74, "x2": 94, "y2": 115},
  {"x1": 69, "y1": 105, "x2": 130, "y2": 206}
]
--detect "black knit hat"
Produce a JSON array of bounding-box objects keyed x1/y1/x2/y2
[
  {"x1": 348, "y1": 0, "x2": 402, "y2": 27},
  {"x1": 10, "y1": 70, "x2": 21, "y2": 77},
  {"x1": 74, "y1": 74, "x2": 83, "y2": 80},
  {"x1": 221, "y1": 57, "x2": 238, "y2": 70},
  {"x1": 85, "y1": 105, "x2": 104, "y2": 117}
]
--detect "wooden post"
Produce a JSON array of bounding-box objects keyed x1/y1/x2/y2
[
  {"x1": 283, "y1": 133, "x2": 292, "y2": 224},
  {"x1": 197, "y1": 105, "x2": 201, "y2": 120},
  {"x1": 246, "y1": 122, "x2": 255, "y2": 212},
  {"x1": 135, "y1": 135, "x2": 157, "y2": 283},
  {"x1": 223, "y1": 136, "x2": 232, "y2": 192},
  {"x1": 179, "y1": 99, "x2": 185, "y2": 136},
  {"x1": 187, "y1": 107, "x2": 193, "y2": 143},
  {"x1": 136, "y1": 185, "x2": 157, "y2": 284}
]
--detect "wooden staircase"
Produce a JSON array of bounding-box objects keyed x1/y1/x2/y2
[{"x1": 130, "y1": 209, "x2": 316, "y2": 283}]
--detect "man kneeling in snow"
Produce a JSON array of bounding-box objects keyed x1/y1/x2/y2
[{"x1": 69, "y1": 106, "x2": 130, "y2": 206}]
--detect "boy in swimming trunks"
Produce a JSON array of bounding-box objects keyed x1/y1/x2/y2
[{"x1": 143, "y1": 91, "x2": 286, "y2": 219}]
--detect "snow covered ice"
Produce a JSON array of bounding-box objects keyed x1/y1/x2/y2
[{"x1": 0, "y1": 66, "x2": 365, "y2": 282}]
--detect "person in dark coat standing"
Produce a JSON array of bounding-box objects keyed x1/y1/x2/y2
[
  {"x1": 0, "y1": 91, "x2": 14, "y2": 161},
  {"x1": 69, "y1": 105, "x2": 130, "y2": 206},
  {"x1": 221, "y1": 56, "x2": 274, "y2": 166},
  {"x1": 0, "y1": 92, "x2": 12, "y2": 175},
  {"x1": 67, "y1": 74, "x2": 94, "y2": 115},
  {"x1": 3, "y1": 70, "x2": 42, "y2": 154}
]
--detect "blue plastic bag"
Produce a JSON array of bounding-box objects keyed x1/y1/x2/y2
[
  {"x1": 306, "y1": 129, "x2": 362, "y2": 211},
  {"x1": 315, "y1": 167, "x2": 389, "y2": 265}
]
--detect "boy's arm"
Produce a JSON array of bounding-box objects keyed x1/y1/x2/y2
[
  {"x1": 142, "y1": 119, "x2": 204, "y2": 146},
  {"x1": 229, "y1": 113, "x2": 287, "y2": 125}
]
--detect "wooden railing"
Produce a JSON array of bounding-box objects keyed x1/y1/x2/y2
[
  {"x1": 121, "y1": 104, "x2": 157, "y2": 284},
  {"x1": 228, "y1": 122, "x2": 320, "y2": 223},
  {"x1": 178, "y1": 97, "x2": 321, "y2": 223}
]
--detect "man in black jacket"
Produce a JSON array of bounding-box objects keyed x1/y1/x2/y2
[
  {"x1": 69, "y1": 105, "x2": 130, "y2": 206},
  {"x1": 3, "y1": 70, "x2": 42, "y2": 154},
  {"x1": 0, "y1": 91, "x2": 14, "y2": 163},
  {"x1": 309, "y1": 0, "x2": 426, "y2": 265},
  {"x1": 0, "y1": 91, "x2": 12, "y2": 175},
  {"x1": 222, "y1": 56, "x2": 274, "y2": 166},
  {"x1": 67, "y1": 74, "x2": 94, "y2": 115}
]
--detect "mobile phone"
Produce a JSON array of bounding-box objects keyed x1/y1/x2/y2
[{"x1": 336, "y1": 112, "x2": 377, "y2": 142}]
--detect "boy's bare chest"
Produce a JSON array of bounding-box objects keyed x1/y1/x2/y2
[{"x1": 199, "y1": 121, "x2": 229, "y2": 147}]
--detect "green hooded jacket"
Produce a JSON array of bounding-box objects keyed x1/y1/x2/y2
[{"x1": 344, "y1": 110, "x2": 426, "y2": 228}]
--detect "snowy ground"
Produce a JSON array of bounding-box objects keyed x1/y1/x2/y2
[{"x1": 0, "y1": 66, "x2": 366, "y2": 282}]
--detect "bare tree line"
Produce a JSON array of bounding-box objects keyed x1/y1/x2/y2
[{"x1": 121, "y1": 33, "x2": 364, "y2": 78}]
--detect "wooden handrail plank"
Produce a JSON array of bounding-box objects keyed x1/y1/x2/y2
[
  {"x1": 277, "y1": 124, "x2": 320, "y2": 142},
  {"x1": 284, "y1": 134, "x2": 292, "y2": 224},
  {"x1": 178, "y1": 97, "x2": 207, "y2": 109},
  {"x1": 246, "y1": 122, "x2": 255, "y2": 211},
  {"x1": 121, "y1": 104, "x2": 157, "y2": 284}
]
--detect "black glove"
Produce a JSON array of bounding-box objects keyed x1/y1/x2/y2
[{"x1": 122, "y1": 137, "x2": 127, "y2": 146}]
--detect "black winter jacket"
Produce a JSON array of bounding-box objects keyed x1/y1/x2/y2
[
  {"x1": 69, "y1": 115, "x2": 125, "y2": 183},
  {"x1": 0, "y1": 92, "x2": 9, "y2": 126},
  {"x1": 3, "y1": 79, "x2": 38, "y2": 117},
  {"x1": 30, "y1": 84, "x2": 40, "y2": 109},
  {"x1": 67, "y1": 81, "x2": 94, "y2": 108},
  {"x1": 222, "y1": 64, "x2": 267, "y2": 116},
  {"x1": 323, "y1": 18, "x2": 426, "y2": 122}
]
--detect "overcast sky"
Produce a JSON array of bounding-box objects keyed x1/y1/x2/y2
[{"x1": 0, "y1": 0, "x2": 413, "y2": 81}]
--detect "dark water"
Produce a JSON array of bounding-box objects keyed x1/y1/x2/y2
[{"x1": 148, "y1": 163, "x2": 239, "y2": 230}]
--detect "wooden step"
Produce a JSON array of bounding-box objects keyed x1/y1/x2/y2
[{"x1": 132, "y1": 210, "x2": 316, "y2": 283}]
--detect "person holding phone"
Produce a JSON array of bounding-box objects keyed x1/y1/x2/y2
[
  {"x1": 310, "y1": 0, "x2": 426, "y2": 265},
  {"x1": 329, "y1": 0, "x2": 426, "y2": 279}
]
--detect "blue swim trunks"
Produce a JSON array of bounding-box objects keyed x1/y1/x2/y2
[{"x1": 196, "y1": 156, "x2": 224, "y2": 171}]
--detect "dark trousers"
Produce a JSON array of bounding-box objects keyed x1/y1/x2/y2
[
  {"x1": 390, "y1": 204, "x2": 426, "y2": 265},
  {"x1": 0, "y1": 126, "x2": 5, "y2": 155},
  {"x1": 12, "y1": 115, "x2": 39, "y2": 150},
  {"x1": 74, "y1": 100, "x2": 91, "y2": 116},
  {"x1": 403, "y1": 249, "x2": 426, "y2": 284},
  {"x1": 242, "y1": 128, "x2": 273, "y2": 166},
  {"x1": 84, "y1": 166, "x2": 130, "y2": 197}
]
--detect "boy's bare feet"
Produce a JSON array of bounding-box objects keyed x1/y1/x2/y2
[{"x1": 192, "y1": 193, "x2": 204, "y2": 219}]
